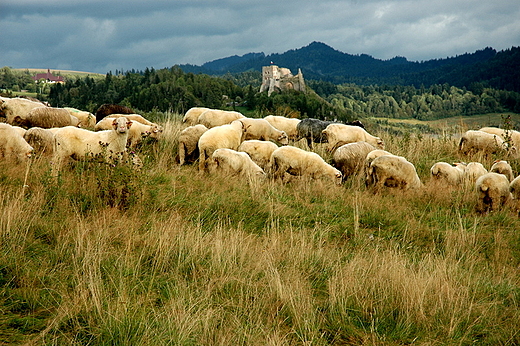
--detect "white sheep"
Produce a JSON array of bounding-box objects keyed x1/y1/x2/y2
[
  {"x1": 178, "y1": 124, "x2": 208, "y2": 165},
  {"x1": 475, "y1": 172, "x2": 512, "y2": 213},
  {"x1": 458, "y1": 130, "x2": 514, "y2": 157},
  {"x1": 183, "y1": 107, "x2": 211, "y2": 126},
  {"x1": 211, "y1": 148, "x2": 266, "y2": 178},
  {"x1": 23, "y1": 127, "x2": 56, "y2": 156},
  {"x1": 197, "y1": 109, "x2": 245, "y2": 128},
  {"x1": 237, "y1": 139, "x2": 279, "y2": 170},
  {"x1": 332, "y1": 141, "x2": 376, "y2": 180},
  {"x1": 239, "y1": 118, "x2": 289, "y2": 145},
  {"x1": 52, "y1": 117, "x2": 133, "y2": 175},
  {"x1": 479, "y1": 127, "x2": 520, "y2": 149},
  {"x1": 198, "y1": 120, "x2": 248, "y2": 172},
  {"x1": 509, "y1": 175, "x2": 520, "y2": 215},
  {"x1": 64, "y1": 107, "x2": 96, "y2": 128},
  {"x1": 95, "y1": 117, "x2": 162, "y2": 148},
  {"x1": 430, "y1": 162, "x2": 467, "y2": 185},
  {"x1": 364, "y1": 149, "x2": 393, "y2": 185},
  {"x1": 367, "y1": 154, "x2": 422, "y2": 191},
  {"x1": 462, "y1": 162, "x2": 488, "y2": 185},
  {"x1": 12, "y1": 126, "x2": 27, "y2": 137},
  {"x1": 0, "y1": 97, "x2": 49, "y2": 124},
  {"x1": 322, "y1": 123, "x2": 385, "y2": 152},
  {"x1": 15, "y1": 107, "x2": 80, "y2": 129},
  {"x1": 489, "y1": 160, "x2": 514, "y2": 182},
  {"x1": 263, "y1": 115, "x2": 301, "y2": 141},
  {"x1": 108, "y1": 113, "x2": 157, "y2": 126},
  {"x1": 0, "y1": 123, "x2": 34, "y2": 162},
  {"x1": 268, "y1": 145, "x2": 342, "y2": 185}
]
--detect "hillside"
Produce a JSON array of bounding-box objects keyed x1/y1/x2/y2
[
  {"x1": 1, "y1": 113, "x2": 520, "y2": 345},
  {"x1": 179, "y1": 42, "x2": 520, "y2": 92}
]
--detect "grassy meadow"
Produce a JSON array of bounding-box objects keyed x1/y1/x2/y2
[{"x1": 1, "y1": 112, "x2": 520, "y2": 345}]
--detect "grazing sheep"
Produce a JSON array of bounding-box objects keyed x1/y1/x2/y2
[
  {"x1": 239, "y1": 118, "x2": 289, "y2": 145},
  {"x1": 268, "y1": 145, "x2": 342, "y2": 185},
  {"x1": 510, "y1": 175, "x2": 520, "y2": 215},
  {"x1": 365, "y1": 149, "x2": 393, "y2": 167},
  {"x1": 463, "y1": 162, "x2": 488, "y2": 185},
  {"x1": 177, "y1": 124, "x2": 208, "y2": 165},
  {"x1": 458, "y1": 130, "x2": 514, "y2": 157},
  {"x1": 95, "y1": 117, "x2": 162, "y2": 148},
  {"x1": 183, "y1": 107, "x2": 211, "y2": 126},
  {"x1": 64, "y1": 107, "x2": 96, "y2": 128},
  {"x1": 238, "y1": 140, "x2": 279, "y2": 170},
  {"x1": 212, "y1": 148, "x2": 265, "y2": 178},
  {"x1": 0, "y1": 123, "x2": 34, "y2": 162},
  {"x1": 263, "y1": 115, "x2": 301, "y2": 141},
  {"x1": 108, "y1": 113, "x2": 157, "y2": 126},
  {"x1": 489, "y1": 160, "x2": 514, "y2": 182},
  {"x1": 197, "y1": 109, "x2": 245, "y2": 128},
  {"x1": 475, "y1": 172, "x2": 512, "y2": 213},
  {"x1": 52, "y1": 117, "x2": 133, "y2": 175},
  {"x1": 296, "y1": 118, "x2": 365, "y2": 148},
  {"x1": 367, "y1": 154, "x2": 422, "y2": 191},
  {"x1": 198, "y1": 120, "x2": 248, "y2": 172},
  {"x1": 95, "y1": 104, "x2": 135, "y2": 123},
  {"x1": 14, "y1": 107, "x2": 79, "y2": 129},
  {"x1": 479, "y1": 127, "x2": 520, "y2": 149},
  {"x1": 364, "y1": 149, "x2": 393, "y2": 185},
  {"x1": 430, "y1": 162, "x2": 467, "y2": 185},
  {"x1": 322, "y1": 123, "x2": 385, "y2": 152},
  {"x1": 296, "y1": 118, "x2": 336, "y2": 148},
  {"x1": 24, "y1": 127, "x2": 56, "y2": 156},
  {"x1": 0, "y1": 97, "x2": 49, "y2": 124},
  {"x1": 332, "y1": 141, "x2": 376, "y2": 180}
]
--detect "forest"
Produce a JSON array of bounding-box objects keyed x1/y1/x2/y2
[{"x1": 1, "y1": 64, "x2": 520, "y2": 124}]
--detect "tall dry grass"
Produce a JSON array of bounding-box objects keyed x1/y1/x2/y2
[{"x1": 1, "y1": 114, "x2": 519, "y2": 345}]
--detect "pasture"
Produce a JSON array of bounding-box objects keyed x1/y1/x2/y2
[{"x1": 1, "y1": 112, "x2": 519, "y2": 345}]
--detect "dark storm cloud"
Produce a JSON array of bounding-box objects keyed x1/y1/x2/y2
[{"x1": 1, "y1": 0, "x2": 519, "y2": 73}]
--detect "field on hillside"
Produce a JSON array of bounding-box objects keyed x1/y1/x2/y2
[
  {"x1": 373, "y1": 112, "x2": 520, "y2": 136},
  {"x1": 1, "y1": 113, "x2": 520, "y2": 345},
  {"x1": 15, "y1": 68, "x2": 105, "y2": 78}
]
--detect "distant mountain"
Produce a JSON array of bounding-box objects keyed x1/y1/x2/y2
[
  {"x1": 202, "y1": 52, "x2": 265, "y2": 72},
  {"x1": 178, "y1": 42, "x2": 520, "y2": 92}
]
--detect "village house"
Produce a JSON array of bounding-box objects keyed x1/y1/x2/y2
[{"x1": 32, "y1": 69, "x2": 65, "y2": 83}]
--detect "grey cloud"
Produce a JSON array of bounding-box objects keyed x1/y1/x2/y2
[{"x1": 0, "y1": 0, "x2": 518, "y2": 73}]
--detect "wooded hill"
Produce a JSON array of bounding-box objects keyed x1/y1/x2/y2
[{"x1": 180, "y1": 42, "x2": 520, "y2": 93}]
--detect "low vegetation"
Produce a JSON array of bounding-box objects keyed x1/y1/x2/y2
[{"x1": 1, "y1": 113, "x2": 519, "y2": 345}]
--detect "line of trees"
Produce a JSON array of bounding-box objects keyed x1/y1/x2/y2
[
  {"x1": 3, "y1": 65, "x2": 520, "y2": 121},
  {"x1": 308, "y1": 80, "x2": 520, "y2": 120}
]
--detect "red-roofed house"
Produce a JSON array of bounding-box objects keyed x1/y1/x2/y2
[{"x1": 32, "y1": 69, "x2": 65, "y2": 83}]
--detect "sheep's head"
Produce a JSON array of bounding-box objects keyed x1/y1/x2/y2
[
  {"x1": 333, "y1": 170, "x2": 343, "y2": 185},
  {"x1": 112, "y1": 117, "x2": 132, "y2": 133},
  {"x1": 150, "y1": 124, "x2": 163, "y2": 139},
  {"x1": 278, "y1": 131, "x2": 289, "y2": 145}
]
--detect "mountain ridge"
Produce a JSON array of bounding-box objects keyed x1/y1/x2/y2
[{"x1": 179, "y1": 41, "x2": 520, "y2": 92}]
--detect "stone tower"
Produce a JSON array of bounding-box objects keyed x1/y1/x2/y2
[{"x1": 259, "y1": 65, "x2": 305, "y2": 96}]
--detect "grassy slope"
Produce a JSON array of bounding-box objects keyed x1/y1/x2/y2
[
  {"x1": 14, "y1": 68, "x2": 105, "y2": 78},
  {"x1": 1, "y1": 113, "x2": 519, "y2": 345}
]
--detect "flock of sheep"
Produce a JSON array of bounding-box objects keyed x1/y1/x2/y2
[{"x1": 0, "y1": 95, "x2": 519, "y2": 215}]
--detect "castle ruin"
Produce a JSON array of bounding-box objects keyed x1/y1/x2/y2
[{"x1": 259, "y1": 65, "x2": 305, "y2": 96}]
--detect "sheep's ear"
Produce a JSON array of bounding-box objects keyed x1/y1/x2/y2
[{"x1": 127, "y1": 120, "x2": 133, "y2": 128}]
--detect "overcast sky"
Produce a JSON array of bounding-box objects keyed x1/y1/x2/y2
[{"x1": 1, "y1": 0, "x2": 519, "y2": 74}]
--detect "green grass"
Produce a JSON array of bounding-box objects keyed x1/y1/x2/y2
[{"x1": 1, "y1": 114, "x2": 520, "y2": 345}]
